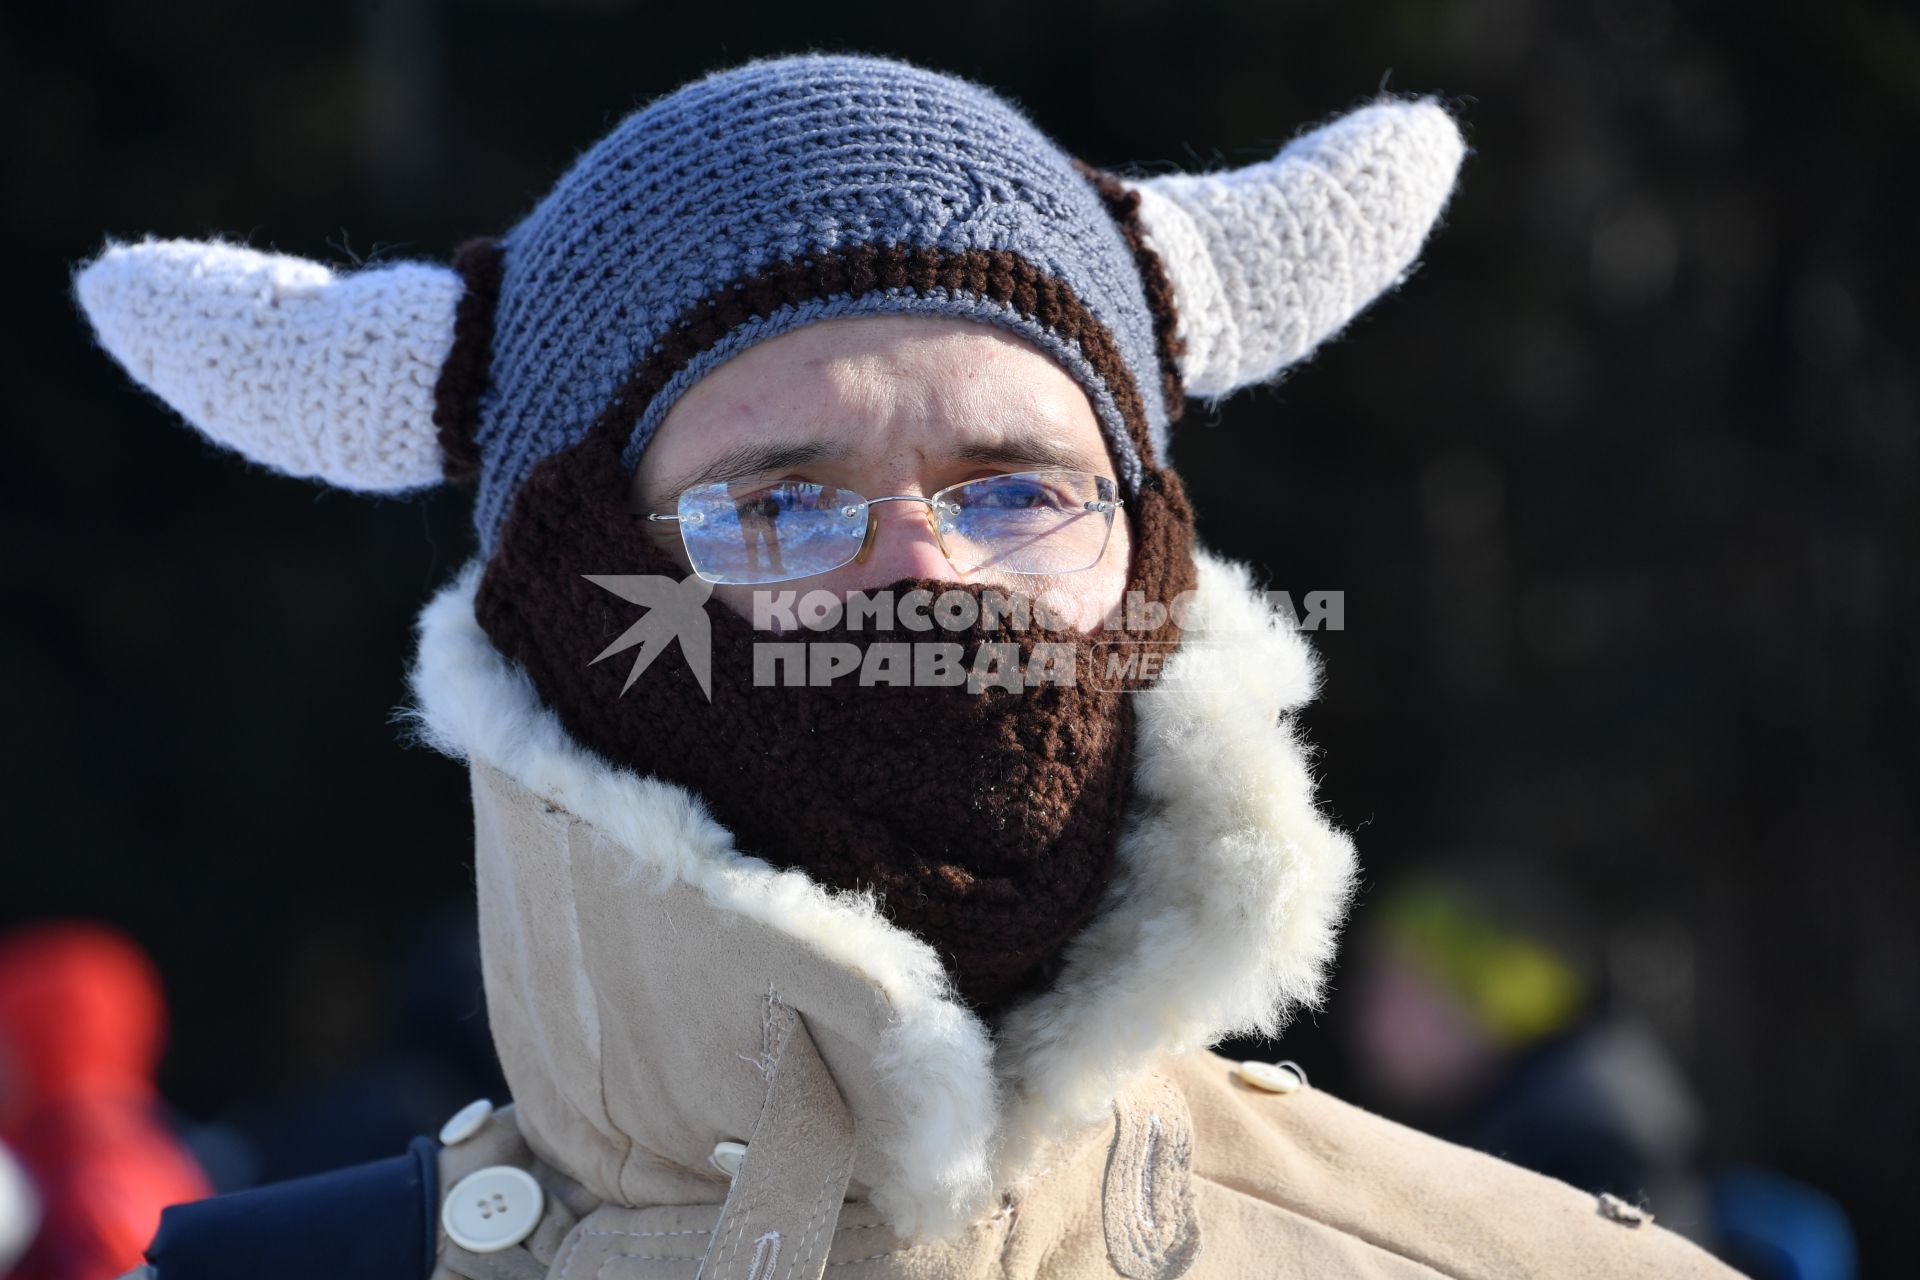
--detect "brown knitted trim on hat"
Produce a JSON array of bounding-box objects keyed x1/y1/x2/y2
[
  {"x1": 1071, "y1": 159, "x2": 1188, "y2": 424},
  {"x1": 431, "y1": 237, "x2": 506, "y2": 486},
  {"x1": 587, "y1": 242, "x2": 1168, "y2": 481}
]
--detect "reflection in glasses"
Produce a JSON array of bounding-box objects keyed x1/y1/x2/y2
[{"x1": 646, "y1": 470, "x2": 1122, "y2": 586}]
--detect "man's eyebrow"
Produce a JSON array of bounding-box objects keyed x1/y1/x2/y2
[
  {"x1": 948, "y1": 434, "x2": 1105, "y2": 474},
  {"x1": 642, "y1": 429, "x2": 1110, "y2": 507},
  {"x1": 647, "y1": 440, "x2": 851, "y2": 505}
]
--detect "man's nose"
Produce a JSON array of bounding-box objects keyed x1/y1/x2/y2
[{"x1": 841, "y1": 497, "x2": 955, "y2": 587}]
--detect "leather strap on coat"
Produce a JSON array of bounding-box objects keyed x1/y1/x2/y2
[
  {"x1": 696, "y1": 1001, "x2": 858, "y2": 1280},
  {"x1": 523, "y1": 1003, "x2": 859, "y2": 1280}
]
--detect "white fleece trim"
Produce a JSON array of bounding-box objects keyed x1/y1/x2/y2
[
  {"x1": 402, "y1": 547, "x2": 1357, "y2": 1242},
  {"x1": 989, "y1": 552, "x2": 1358, "y2": 1183},
  {"x1": 72, "y1": 238, "x2": 458, "y2": 492}
]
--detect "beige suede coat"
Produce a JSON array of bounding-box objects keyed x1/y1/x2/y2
[{"x1": 403, "y1": 547, "x2": 1745, "y2": 1280}]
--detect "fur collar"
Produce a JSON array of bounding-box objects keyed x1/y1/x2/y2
[{"x1": 403, "y1": 545, "x2": 1357, "y2": 1241}]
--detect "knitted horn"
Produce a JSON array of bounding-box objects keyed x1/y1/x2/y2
[
  {"x1": 72, "y1": 238, "x2": 469, "y2": 491},
  {"x1": 1128, "y1": 97, "x2": 1467, "y2": 399}
]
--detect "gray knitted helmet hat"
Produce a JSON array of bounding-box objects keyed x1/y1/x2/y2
[{"x1": 73, "y1": 50, "x2": 1467, "y2": 547}]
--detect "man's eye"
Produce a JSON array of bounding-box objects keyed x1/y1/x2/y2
[
  {"x1": 971, "y1": 479, "x2": 1063, "y2": 509},
  {"x1": 727, "y1": 481, "x2": 827, "y2": 513}
]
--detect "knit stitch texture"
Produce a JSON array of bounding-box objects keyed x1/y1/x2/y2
[{"x1": 73, "y1": 238, "x2": 459, "y2": 492}]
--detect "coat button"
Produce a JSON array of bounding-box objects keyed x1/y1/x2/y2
[
  {"x1": 709, "y1": 1141, "x2": 748, "y2": 1179},
  {"x1": 443, "y1": 1166, "x2": 544, "y2": 1253},
  {"x1": 1597, "y1": 1192, "x2": 1653, "y2": 1227},
  {"x1": 1236, "y1": 1059, "x2": 1308, "y2": 1094},
  {"x1": 438, "y1": 1098, "x2": 494, "y2": 1146}
]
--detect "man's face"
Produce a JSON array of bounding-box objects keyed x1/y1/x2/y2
[{"x1": 630, "y1": 314, "x2": 1132, "y2": 632}]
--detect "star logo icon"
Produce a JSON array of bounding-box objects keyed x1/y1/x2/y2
[{"x1": 582, "y1": 572, "x2": 715, "y2": 700}]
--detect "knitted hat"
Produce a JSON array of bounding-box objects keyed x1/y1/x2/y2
[{"x1": 72, "y1": 51, "x2": 1466, "y2": 553}]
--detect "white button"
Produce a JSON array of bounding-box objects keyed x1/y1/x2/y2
[
  {"x1": 709, "y1": 1141, "x2": 748, "y2": 1179},
  {"x1": 438, "y1": 1098, "x2": 494, "y2": 1146},
  {"x1": 442, "y1": 1166, "x2": 543, "y2": 1253},
  {"x1": 1597, "y1": 1192, "x2": 1652, "y2": 1228},
  {"x1": 1237, "y1": 1060, "x2": 1307, "y2": 1094}
]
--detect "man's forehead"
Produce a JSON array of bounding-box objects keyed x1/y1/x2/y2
[
  {"x1": 636, "y1": 423, "x2": 1114, "y2": 505},
  {"x1": 720, "y1": 347, "x2": 1086, "y2": 420},
  {"x1": 634, "y1": 317, "x2": 1120, "y2": 500}
]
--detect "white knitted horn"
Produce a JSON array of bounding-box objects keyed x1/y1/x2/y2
[
  {"x1": 73, "y1": 238, "x2": 463, "y2": 491},
  {"x1": 1131, "y1": 96, "x2": 1466, "y2": 399}
]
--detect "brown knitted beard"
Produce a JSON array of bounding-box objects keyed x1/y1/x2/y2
[{"x1": 476, "y1": 427, "x2": 1197, "y2": 1012}]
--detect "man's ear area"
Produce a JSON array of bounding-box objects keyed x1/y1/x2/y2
[
  {"x1": 71, "y1": 237, "x2": 471, "y2": 492},
  {"x1": 627, "y1": 454, "x2": 655, "y2": 515}
]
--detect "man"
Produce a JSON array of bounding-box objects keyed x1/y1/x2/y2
[{"x1": 75, "y1": 50, "x2": 1743, "y2": 1280}]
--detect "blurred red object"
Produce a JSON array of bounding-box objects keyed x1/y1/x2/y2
[{"x1": 0, "y1": 921, "x2": 211, "y2": 1280}]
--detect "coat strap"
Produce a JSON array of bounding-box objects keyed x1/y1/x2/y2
[{"x1": 697, "y1": 1001, "x2": 858, "y2": 1280}]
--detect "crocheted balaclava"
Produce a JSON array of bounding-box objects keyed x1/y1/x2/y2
[{"x1": 74, "y1": 52, "x2": 1466, "y2": 1006}]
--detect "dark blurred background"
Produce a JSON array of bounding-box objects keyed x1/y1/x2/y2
[{"x1": 2, "y1": 0, "x2": 1913, "y2": 1275}]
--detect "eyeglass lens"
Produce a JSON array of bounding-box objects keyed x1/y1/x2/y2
[{"x1": 671, "y1": 470, "x2": 1118, "y2": 585}]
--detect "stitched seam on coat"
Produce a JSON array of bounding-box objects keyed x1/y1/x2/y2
[
  {"x1": 592, "y1": 1255, "x2": 701, "y2": 1270},
  {"x1": 1192, "y1": 1173, "x2": 1455, "y2": 1279},
  {"x1": 784, "y1": 1054, "x2": 857, "y2": 1278},
  {"x1": 712, "y1": 1001, "x2": 790, "y2": 1274},
  {"x1": 788, "y1": 1183, "x2": 834, "y2": 1279},
  {"x1": 826, "y1": 1248, "x2": 912, "y2": 1267},
  {"x1": 720, "y1": 1205, "x2": 755, "y2": 1274},
  {"x1": 561, "y1": 819, "x2": 642, "y2": 1204},
  {"x1": 1136, "y1": 1112, "x2": 1161, "y2": 1234},
  {"x1": 554, "y1": 1225, "x2": 713, "y2": 1278},
  {"x1": 816, "y1": 1219, "x2": 951, "y2": 1269}
]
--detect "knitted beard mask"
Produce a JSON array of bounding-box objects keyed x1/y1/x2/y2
[{"x1": 473, "y1": 425, "x2": 1198, "y2": 1012}]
